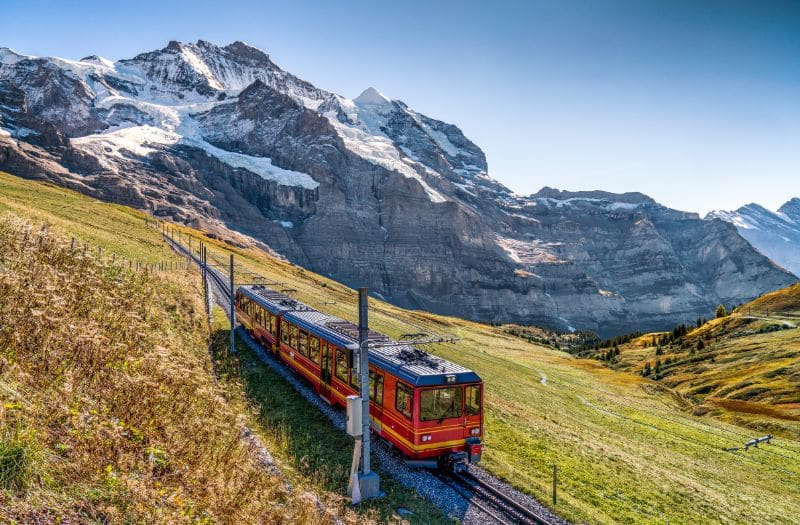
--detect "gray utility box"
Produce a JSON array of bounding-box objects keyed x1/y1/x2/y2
[{"x1": 346, "y1": 395, "x2": 362, "y2": 437}]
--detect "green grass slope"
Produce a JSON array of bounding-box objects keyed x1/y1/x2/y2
[
  {"x1": 611, "y1": 284, "x2": 800, "y2": 432},
  {"x1": 170, "y1": 221, "x2": 800, "y2": 525},
  {"x1": 3, "y1": 171, "x2": 799, "y2": 524}
]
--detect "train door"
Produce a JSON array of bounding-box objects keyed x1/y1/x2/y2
[
  {"x1": 369, "y1": 369, "x2": 384, "y2": 434},
  {"x1": 319, "y1": 343, "x2": 333, "y2": 403},
  {"x1": 463, "y1": 384, "x2": 482, "y2": 438}
]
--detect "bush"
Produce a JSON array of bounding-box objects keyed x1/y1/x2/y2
[
  {"x1": 716, "y1": 304, "x2": 728, "y2": 318},
  {"x1": 0, "y1": 437, "x2": 31, "y2": 491}
]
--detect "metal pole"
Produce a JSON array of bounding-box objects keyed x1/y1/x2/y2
[
  {"x1": 201, "y1": 242, "x2": 207, "y2": 314},
  {"x1": 229, "y1": 254, "x2": 236, "y2": 354},
  {"x1": 358, "y1": 288, "x2": 370, "y2": 473},
  {"x1": 356, "y1": 288, "x2": 379, "y2": 499}
]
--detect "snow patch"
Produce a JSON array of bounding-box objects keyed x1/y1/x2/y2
[
  {"x1": 326, "y1": 116, "x2": 445, "y2": 202},
  {"x1": 179, "y1": 45, "x2": 224, "y2": 91},
  {"x1": 273, "y1": 220, "x2": 294, "y2": 228},
  {"x1": 495, "y1": 235, "x2": 565, "y2": 265},
  {"x1": 193, "y1": 138, "x2": 318, "y2": 189},
  {"x1": 557, "y1": 317, "x2": 576, "y2": 333},
  {"x1": 606, "y1": 202, "x2": 641, "y2": 211},
  {"x1": 416, "y1": 118, "x2": 459, "y2": 157}
]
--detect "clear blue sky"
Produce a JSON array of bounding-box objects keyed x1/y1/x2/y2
[{"x1": 3, "y1": 0, "x2": 799, "y2": 214}]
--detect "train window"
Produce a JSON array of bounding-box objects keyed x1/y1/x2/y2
[
  {"x1": 281, "y1": 320, "x2": 289, "y2": 345},
  {"x1": 466, "y1": 385, "x2": 481, "y2": 416},
  {"x1": 298, "y1": 330, "x2": 308, "y2": 356},
  {"x1": 368, "y1": 371, "x2": 375, "y2": 400},
  {"x1": 269, "y1": 314, "x2": 277, "y2": 336},
  {"x1": 369, "y1": 371, "x2": 384, "y2": 406},
  {"x1": 335, "y1": 348, "x2": 348, "y2": 383},
  {"x1": 395, "y1": 383, "x2": 413, "y2": 420},
  {"x1": 350, "y1": 356, "x2": 360, "y2": 388},
  {"x1": 420, "y1": 387, "x2": 463, "y2": 422},
  {"x1": 308, "y1": 336, "x2": 320, "y2": 364},
  {"x1": 289, "y1": 325, "x2": 299, "y2": 350}
]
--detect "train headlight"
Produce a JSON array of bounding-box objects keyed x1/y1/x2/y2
[
  {"x1": 421, "y1": 434, "x2": 432, "y2": 442},
  {"x1": 470, "y1": 428, "x2": 480, "y2": 436}
]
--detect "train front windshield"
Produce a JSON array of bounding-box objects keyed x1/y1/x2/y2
[{"x1": 420, "y1": 386, "x2": 463, "y2": 421}]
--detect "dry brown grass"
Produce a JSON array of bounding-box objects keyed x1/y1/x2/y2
[{"x1": 0, "y1": 215, "x2": 353, "y2": 524}]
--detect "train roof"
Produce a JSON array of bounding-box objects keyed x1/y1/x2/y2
[{"x1": 238, "y1": 285, "x2": 481, "y2": 387}]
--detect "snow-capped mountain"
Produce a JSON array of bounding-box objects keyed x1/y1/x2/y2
[
  {"x1": 707, "y1": 200, "x2": 800, "y2": 277},
  {"x1": 1, "y1": 40, "x2": 794, "y2": 336}
]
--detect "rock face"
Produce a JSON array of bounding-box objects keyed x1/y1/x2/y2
[
  {"x1": 707, "y1": 200, "x2": 800, "y2": 278},
  {"x1": 1, "y1": 41, "x2": 795, "y2": 336}
]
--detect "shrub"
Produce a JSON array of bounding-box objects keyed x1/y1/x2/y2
[
  {"x1": 0, "y1": 437, "x2": 32, "y2": 491},
  {"x1": 716, "y1": 304, "x2": 728, "y2": 318}
]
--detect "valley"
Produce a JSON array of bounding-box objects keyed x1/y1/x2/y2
[
  {"x1": 1, "y1": 41, "x2": 795, "y2": 337},
  {"x1": 582, "y1": 283, "x2": 800, "y2": 437}
]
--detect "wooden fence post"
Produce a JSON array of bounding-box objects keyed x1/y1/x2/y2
[{"x1": 553, "y1": 464, "x2": 557, "y2": 506}]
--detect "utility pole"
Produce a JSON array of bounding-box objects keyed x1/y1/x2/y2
[
  {"x1": 201, "y1": 242, "x2": 208, "y2": 316},
  {"x1": 357, "y1": 287, "x2": 380, "y2": 499},
  {"x1": 229, "y1": 254, "x2": 236, "y2": 354}
]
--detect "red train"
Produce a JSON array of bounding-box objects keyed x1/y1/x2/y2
[{"x1": 235, "y1": 285, "x2": 483, "y2": 469}]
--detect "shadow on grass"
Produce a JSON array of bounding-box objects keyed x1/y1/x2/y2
[{"x1": 209, "y1": 327, "x2": 454, "y2": 524}]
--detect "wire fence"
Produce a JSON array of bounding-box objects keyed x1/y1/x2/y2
[{"x1": 14, "y1": 220, "x2": 192, "y2": 275}]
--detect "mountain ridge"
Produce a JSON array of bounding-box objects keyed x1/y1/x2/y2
[
  {"x1": 706, "y1": 198, "x2": 800, "y2": 277},
  {"x1": 1, "y1": 39, "x2": 795, "y2": 336}
]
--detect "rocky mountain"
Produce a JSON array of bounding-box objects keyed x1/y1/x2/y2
[
  {"x1": 0, "y1": 40, "x2": 795, "y2": 336},
  {"x1": 707, "y1": 199, "x2": 800, "y2": 277}
]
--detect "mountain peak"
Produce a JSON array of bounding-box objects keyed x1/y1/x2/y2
[
  {"x1": 778, "y1": 197, "x2": 800, "y2": 221},
  {"x1": 223, "y1": 41, "x2": 272, "y2": 63},
  {"x1": 79, "y1": 55, "x2": 115, "y2": 68},
  {"x1": 354, "y1": 87, "x2": 391, "y2": 107},
  {"x1": 0, "y1": 47, "x2": 26, "y2": 65}
]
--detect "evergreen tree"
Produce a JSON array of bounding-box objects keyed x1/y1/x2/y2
[
  {"x1": 715, "y1": 304, "x2": 728, "y2": 318},
  {"x1": 642, "y1": 362, "x2": 651, "y2": 376},
  {"x1": 697, "y1": 339, "x2": 705, "y2": 351}
]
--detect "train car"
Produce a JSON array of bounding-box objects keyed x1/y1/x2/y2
[{"x1": 235, "y1": 284, "x2": 483, "y2": 470}]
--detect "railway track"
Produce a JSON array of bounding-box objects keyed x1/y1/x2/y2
[
  {"x1": 166, "y1": 235, "x2": 562, "y2": 525},
  {"x1": 439, "y1": 470, "x2": 555, "y2": 525}
]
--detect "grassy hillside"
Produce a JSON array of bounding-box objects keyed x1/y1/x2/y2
[
  {"x1": 0, "y1": 216, "x2": 323, "y2": 522},
  {"x1": 2, "y1": 171, "x2": 799, "y2": 524},
  {"x1": 0, "y1": 172, "x2": 449, "y2": 524},
  {"x1": 0, "y1": 172, "x2": 182, "y2": 265},
  {"x1": 603, "y1": 284, "x2": 800, "y2": 432},
  {"x1": 169, "y1": 221, "x2": 800, "y2": 525}
]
